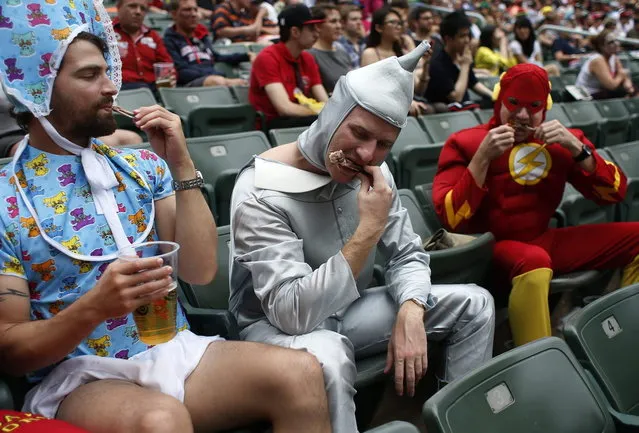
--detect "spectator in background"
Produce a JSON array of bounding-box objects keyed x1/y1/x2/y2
[
  {"x1": 360, "y1": 6, "x2": 406, "y2": 66},
  {"x1": 552, "y1": 30, "x2": 586, "y2": 68},
  {"x1": 309, "y1": 4, "x2": 352, "y2": 94},
  {"x1": 618, "y1": 9, "x2": 633, "y2": 37},
  {"x1": 425, "y1": 11, "x2": 493, "y2": 107},
  {"x1": 474, "y1": 25, "x2": 517, "y2": 76},
  {"x1": 576, "y1": 30, "x2": 636, "y2": 99},
  {"x1": 407, "y1": 5, "x2": 443, "y2": 57},
  {"x1": 510, "y1": 16, "x2": 560, "y2": 76},
  {"x1": 211, "y1": 0, "x2": 278, "y2": 42},
  {"x1": 336, "y1": 5, "x2": 366, "y2": 69},
  {"x1": 149, "y1": 0, "x2": 170, "y2": 14},
  {"x1": 115, "y1": 0, "x2": 175, "y2": 93},
  {"x1": 626, "y1": 9, "x2": 639, "y2": 38},
  {"x1": 389, "y1": 0, "x2": 416, "y2": 54},
  {"x1": 249, "y1": 4, "x2": 329, "y2": 128},
  {"x1": 165, "y1": 0, "x2": 251, "y2": 86}
]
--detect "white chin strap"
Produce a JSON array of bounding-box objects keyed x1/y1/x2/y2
[{"x1": 38, "y1": 117, "x2": 132, "y2": 251}]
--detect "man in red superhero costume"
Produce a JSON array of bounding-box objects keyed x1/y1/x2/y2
[{"x1": 432, "y1": 63, "x2": 639, "y2": 346}]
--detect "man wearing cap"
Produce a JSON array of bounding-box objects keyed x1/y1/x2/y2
[
  {"x1": 433, "y1": 63, "x2": 639, "y2": 348},
  {"x1": 249, "y1": 4, "x2": 329, "y2": 129},
  {"x1": 0, "y1": 1, "x2": 334, "y2": 431},
  {"x1": 231, "y1": 41, "x2": 495, "y2": 432}
]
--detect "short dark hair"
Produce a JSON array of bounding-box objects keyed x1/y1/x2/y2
[
  {"x1": 12, "y1": 32, "x2": 107, "y2": 132},
  {"x1": 311, "y1": 3, "x2": 339, "y2": 21},
  {"x1": 389, "y1": 0, "x2": 409, "y2": 10},
  {"x1": 339, "y1": 4, "x2": 360, "y2": 20},
  {"x1": 408, "y1": 5, "x2": 430, "y2": 23},
  {"x1": 440, "y1": 10, "x2": 471, "y2": 40}
]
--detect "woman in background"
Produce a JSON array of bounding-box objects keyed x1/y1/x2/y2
[
  {"x1": 474, "y1": 25, "x2": 517, "y2": 76},
  {"x1": 509, "y1": 16, "x2": 560, "y2": 76}
]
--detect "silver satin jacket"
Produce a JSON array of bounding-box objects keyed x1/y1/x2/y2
[{"x1": 229, "y1": 157, "x2": 435, "y2": 336}]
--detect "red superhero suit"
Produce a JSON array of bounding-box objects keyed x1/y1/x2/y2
[{"x1": 432, "y1": 64, "x2": 639, "y2": 346}]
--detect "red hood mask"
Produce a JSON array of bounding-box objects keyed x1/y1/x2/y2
[{"x1": 489, "y1": 64, "x2": 552, "y2": 128}]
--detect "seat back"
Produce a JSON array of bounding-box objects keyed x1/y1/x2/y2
[
  {"x1": 474, "y1": 108, "x2": 493, "y2": 124},
  {"x1": 603, "y1": 142, "x2": 639, "y2": 222},
  {"x1": 213, "y1": 44, "x2": 250, "y2": 56},
  {"x1": 423, "y1": 337, "x2": 615, "y2": 433},
  {"x1": 397, "y1": 143, "x2": 445, "y2": 189},
  {"x1": 114, "y1": 88, "x2": 157, "y2": 132},
  {"x1": 549, "y1": 76, "x2": 566, "y2": 102},
  {"x1": 594, "y1": 99, "x2": 630, "y2": 147},
  {"x1": 190, "y1": 225, "x2": 232, "y2": 309},
  {"x1": 563, "y1": 101, "x2": 602, "y2": 146},
  {"x1": 268, "y1": 126, "x2": 308, "y2": 146},
  {"x1": 159, "y1": 87, "x2": 237, "y2": 117},
  {"x1": 187, "y1": 131, "x2": 270, "y2": 196},
  {"x1": 187, "y1": 104, "x2": 256, "y2": 137},
  {"x1": 622, "y1": 97, "x2": 639, "y2": 141},
  {"x1": 214, "y1": 170, "x2": 239, "y2": 226},
  {"x1": 417, "y1": 111, "x2": 480, "y2": 143},
  {"x1": 398, "y1": 189, "x2": 432, "y2": 240},
  {"x1": 564, "y1": 284, "x2": 639, "y2": 416},
  {"x1": 545, "y1": 103, "x2": 573, "y2": 128},
  {"x1": 391, "y1": 117, "x2": 435, "y2": 187},
  {"x1": 231, "y1": 85, "x2": 250, "y2": 104}
]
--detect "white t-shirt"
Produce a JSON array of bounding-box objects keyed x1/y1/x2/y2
[{"x1": 509, "y1": 39, "x2": 543, "y2": 66}]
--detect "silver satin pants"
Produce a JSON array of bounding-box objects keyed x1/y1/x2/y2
[{"x1": 240, "y1": 284, "x2": 495, "y2": 433}]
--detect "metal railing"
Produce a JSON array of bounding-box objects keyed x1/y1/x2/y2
[
  {"x1": 414, "y1": 3, "x2": 487, "y2": 28},
  {"x1": 537, "y1": 24, "x2": 639, "y2": 46}
]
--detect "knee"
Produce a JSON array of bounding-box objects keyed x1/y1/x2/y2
[
  {"x1": 136, "y1": 396, "x2": 192, "y2": 433},
  {"x1": 461, "y1": 285, "x2": 495, "y2": 325},
  {"x1": 312, "y1": 334, "x2": 356, "y2": 390},
  {"x1": 512, "y1": 247, "x2": 551, "y2": 279}
]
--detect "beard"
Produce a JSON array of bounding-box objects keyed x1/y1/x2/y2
[{"x1": 50, "y1": 96, "x2": 117, "y2": 146}]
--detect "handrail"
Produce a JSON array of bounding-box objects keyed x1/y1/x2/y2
[
  {"x1": 414, "y1": 3, "x2": 487, "y2": 28},
  {"x1": 537, "y1": 24, "x2": 639, "y2": 46}
]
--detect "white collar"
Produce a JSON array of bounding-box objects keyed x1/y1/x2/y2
[{"x1": 254, "y1": 157, "x2": 332, "y2": 193}]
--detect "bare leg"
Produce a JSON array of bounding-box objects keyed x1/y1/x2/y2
[
  {"x1": 57, "y1": 379, "x2": 193, "y2": 433},
  {"x1": 183, "y1": 340, "x2": 332, "y2": 433}
]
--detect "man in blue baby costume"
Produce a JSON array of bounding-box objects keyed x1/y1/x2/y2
[{"x1": 0, "y1": 1, "x2": 332, "y2": 431}]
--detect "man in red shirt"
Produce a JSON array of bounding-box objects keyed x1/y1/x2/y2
[
  {"x1": 249, "y1": 4, "x2": 329, "y2": 129},
  {"x1": 114, "y1": 0, "x2": 175, "y2": 93}
]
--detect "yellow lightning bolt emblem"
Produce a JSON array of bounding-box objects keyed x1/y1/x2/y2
[
  {"x1": 444, "y1": 189, "x2": 473, "y2": 230},
  {"x1": 515, "y1": 144, "x2": 547, "y2": 179},
  {"x1": 594, "y1": 161, "x2": 621, "y2": 201}
]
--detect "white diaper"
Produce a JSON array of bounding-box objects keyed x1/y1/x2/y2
[{"x1": 23, "y1": 330, "x2": 223, "y2": 418}]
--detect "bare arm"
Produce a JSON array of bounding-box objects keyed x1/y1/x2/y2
[
  {"x1": 472, "y1": 82, "x2": 494, "y2": 99},
  {"x1": 215, "y1": 25, "x2": 258, "y2": 40},
  {"x1": 360, "y1": 48, "x2": 377, "y2": 67},
  {"x1": 311, "y1": 84, "x2": 329, "y2": 103},
  {"x1": 264, "y1": 83, "x2": 316, "y2": 117},
  {"x1": 590, "y1": 56, "x2": 625, "y2": 90},
  {"x1": 448, "y1": 64, "x2": 470, "y2": 102},
  {"x1": 513, "y1": 53, "x2": 528, "y2": 64}
]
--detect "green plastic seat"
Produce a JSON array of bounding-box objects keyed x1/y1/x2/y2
[
  {"x1": 231, "y1": 85, "x2": 249, "y2": 104},
  {"x1": 559, "y1": 182, "x2": 616, "y2": 227},
  {"x1": 159, "y1": 87, "x2": 236, "y2": 117},
  {"x1": 213, "y1": 44, "x2": 250, "y2": 56},
  {"x1": 365, "y1": 422, "x2": 420, "y2": 432},
  {"x1": 545, "y1": 103, "x2": 573, "y2": 127},
  {"x1": 113, "y1": 88, "x2": 157, "y2": 134},
  {"x1": 563, "y1": 101, "x2": 603, "y2": 147},
  {"x1": 423, "y1": 337, "x2": 615, "y2": 433},
  {"x1": 417, "y1": 111, "x2": 480, "y2": 143},
  {"x1": 549, "y1": 75, "x2": 566, "y2": 103},
  {"x1": 477, "y1": 76, "x2": 499, "y2": 93},
  {"x1": 621, "y1": 97, "x2": 639, "y2": 141},
  {"x1": 248, "y1": 44, "x2": 268, "y2": 53},
  {"x1": 606, "y1": 141, "x2": 639, "y2": 222},
  {"x1": 474, "y1": 108, "x2": 493, "y2": 124},
  {"x1": 400, "y1": 188, "x2": 494, "y2": 286},
  {"x1": 396, "y1": 143, "x2": 444, "y2": 189},
  {"x1": 0, "y1": 378, "x2": 12, "y2": 410},
  {"x1": 594, "y1": 99, "x2": 630, "y2": 147},
  {"x1": 186, "y1": 131, "x2": 271, "y2": 221},
  {"x1": 268, "y1": 126, "x2": 307, "y2": 146},
  {"x1": 187, "y1": 104, "x2": 257, "y2": 137},
  {"x1": 389, "y1": 117, "x2": 434, "y2": 187},
  {"x1": 213, "y1": 62, "x2": 239, "y2": 79},
  {"x1": 564, "y1": 284, "x2": 639, "y2": 428}
]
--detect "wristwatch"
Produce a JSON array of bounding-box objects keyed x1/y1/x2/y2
[
  {"x1": 573, "y1": 145, "x2": 593, "y2": 163},
  {"x1": 172, "y1": 170, "x2": 204, "y2": 191}
]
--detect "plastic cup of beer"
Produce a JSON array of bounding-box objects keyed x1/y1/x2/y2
[
  {"x1": 118, "y1": 241, "x2": 180, "y2": 345},
  {"x1": 153, "y1": 62, "x2": 175, "y2": 88}
]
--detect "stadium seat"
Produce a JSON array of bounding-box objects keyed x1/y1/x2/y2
[
  {"x1": 564, "y1": 284, "x2": 639, "y2": 429},
  {"x1": 188, "y1": 104, "x2": 257, "y2": 137},
  {"x1": 423, "y1": 337, "x2": 616, "y2": 433},
  {"x1": 395, "y1": 143, "x2": 444, "y2": 189},
  {"x1": 606, "y1": 141, "x2": 639, "y2": 222},
  {"x1": 563, "y1": 101, "x2": 602, "y2": 147},
  {"x1": 213, "y1": 44, "x2": 250, "y2": 56},
  {"x1": 417, "y1": 111, "x2": 480, "y2": 143},
  {"x1": 558, "y1": 182, "x2": 616, "y2": 227},
  {"x1": 0, "y1": 378, "x2": 12, "y2": 410},
  {"x1": 622, "y1": 97, "x2": 639, "y2": 141},
  {"x1": 113, "y1": 88, "x2": 157, "y2": 134},
  {"x1": 474, "y1": 108, "x2": 493, "y2": 124},
  {"x1": 213, "y1": 62, "x2": 239, "y2": 79},
  {"x1": 365, "y1": 422, "x2": 420, "y2": 432},
  {"x1": 389, "y1": 117, "x2": 435, "y2": 187},
  {"x1": 561, "y1": 69, "x2": 579, "y2": 86},
  {"x1": 594, "y1": 99, "x2": 631, "y2": 147},
  {"x1": 186, "y1": 132, "x2": 271, "y2": 222},
  {"x1": 159, "y1": 87, "x2": 236, "y2": 116},
  {"x1": 477, "y1": 76, "x2": 499, "y2": 93},
  {"x1": 549, "y1": 76, "x2": 566, "y2": 103},
  {"x1": 545, "y1": 103, "x2": 573, "y2": 127},
  {"x1": 402, "y1": 187, "x2": 494, "y2": 286},
  {"x1": 268, "y1": 126, "x2": 307, "y2": 147},
  {"x1": 231, "y1": 85, "x2": 250, "y2": 104},
  {"x1": 248, "y1": 44, "x2": 267, "y2": 53}
]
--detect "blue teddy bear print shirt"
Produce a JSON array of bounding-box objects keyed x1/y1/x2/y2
[{"x1": 0, "y1": 141, "x2": 188, "y2": 383}]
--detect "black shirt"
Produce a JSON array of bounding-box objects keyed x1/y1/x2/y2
[{"x1": 424, "y1": 49, "x2": 477, "y2": 104}]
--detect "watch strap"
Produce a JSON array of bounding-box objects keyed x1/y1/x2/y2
[{"x1": 573, "y1": 145, "x2": 592, "y2": 163}]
